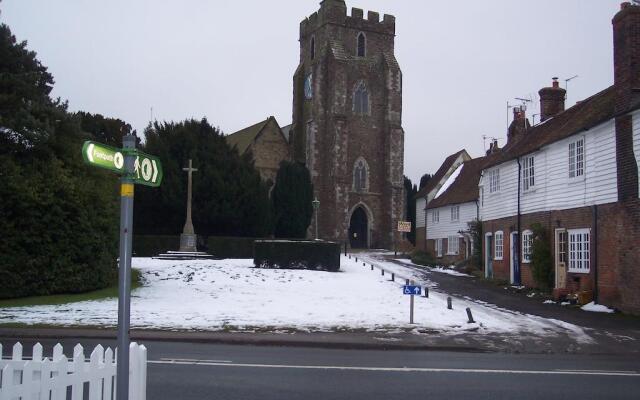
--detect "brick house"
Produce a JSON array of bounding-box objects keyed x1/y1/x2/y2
[
  {"x1": 425, "y1": 157, "x2": 486, "y2": 265},
  {"x1": 479, "y1": 3, "x2": 640, "y2": 314},
  {"x1": 225, "y1": 116, "x2": 291, "y2": 186},
  {"x1": 289, "y1": 0, "x2": 405, "y2": 249},
  {"x1": 415, "y1": 149, "x2": 470, "y2": 252}
]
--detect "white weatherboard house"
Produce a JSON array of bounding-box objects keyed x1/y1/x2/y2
[
  {"x1": 425, "y1": 157, "x2": 485, "y2": 264},
  {"x1": 415, "y1": 149, "x2": 470, "y2": 252},
  {"x1": 478, "y1": 2, "x2": 640, "y2": 314}
]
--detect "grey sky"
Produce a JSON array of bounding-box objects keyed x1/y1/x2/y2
[{"x1": 2, "y1": 0, "x2": 623, "y2": 184}]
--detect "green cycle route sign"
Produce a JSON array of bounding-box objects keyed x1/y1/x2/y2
[{"x1": 82, "y1": 141, "x2": 163, "y2": 187}]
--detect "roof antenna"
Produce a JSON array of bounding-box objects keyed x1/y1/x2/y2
[{"x1": 564, "y1": 75, "x2": 578, "y2": 100}]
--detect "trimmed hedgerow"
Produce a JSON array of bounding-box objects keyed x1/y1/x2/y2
[{"x1": 253, "y1": 240, "x2": 340, "y2": 272}]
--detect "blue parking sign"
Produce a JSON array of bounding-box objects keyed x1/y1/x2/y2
[{"x1": 403, "y1": 285, "x2": 421, "y2": 295}]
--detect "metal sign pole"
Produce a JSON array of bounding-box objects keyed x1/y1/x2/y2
[
  {"x1": 116, "y1": 134, "x2": 136, "y2": 400},
  {"x1": 409, "y1": 280, "x2": 414, "y2": 324}
]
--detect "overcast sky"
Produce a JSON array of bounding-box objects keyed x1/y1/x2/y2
[{"x1": 2, "y1": 0, "x2": 623, "y2": 183}]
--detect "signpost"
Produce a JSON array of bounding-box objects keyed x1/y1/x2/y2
[
  {"x1": 82, "y1": 137, "x2": 162, "y2": 400},
  {"x1": 403, "y1": 283, "x2": 420, "y2": 324},
  {"x1": 395, "y1": 221, "x2": 412, "y2": 256},
  {"x1": 82, "y1": 141, "x2": 163, "y2": 187}
]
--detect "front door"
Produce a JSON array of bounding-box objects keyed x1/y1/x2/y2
[
  {"x1": 349, "y1": 207, "x2": 368, "y2": 249},
  {"x1": 485, "y1": 234, "x2": 493, "y2": 278},
  {"x1": 555, "y1": 229, "x2": 568, "y2": 289},
  {"x1": 510, "y1": 232, "x2": 519, "y2": 285}
]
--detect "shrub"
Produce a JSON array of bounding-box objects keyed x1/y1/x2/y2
[
  {"x1": 531, "y1": 223, "x2": 553, "y2": 291},
  {"x1": 410, "y1": 251, "x2": 437, "y2": 267},
  {"x1": 254, "y1": 240, "x2": 340, "y2": 272},
  {"x1": 467, "y1": 219, "x2": 483, "y2": 270}
]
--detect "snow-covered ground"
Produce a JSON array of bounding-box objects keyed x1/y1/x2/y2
[{"x1": 0, "y1": 256, "x2": 592, "y2": 341}]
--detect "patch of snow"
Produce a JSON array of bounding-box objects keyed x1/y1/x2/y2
[
  {"x1": 543, "y1": 300, "x2": 555, "y2": 304},
  {"x1": 0, "y1": 255, "x2": 593, "y2": 342},
  {"x1": 581, "y1": 301, "x2": 615, "y2": 314},
  {"x1": 434, "y1": 163, "x2": 464, "y2": 199},
  {"x1": 511, "y1": 285, "x2": 525, "y2": 290},
  {"x1": 561, "y1": 302, "x2": 571, "y2": 306}
]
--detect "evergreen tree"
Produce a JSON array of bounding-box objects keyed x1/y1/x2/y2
[
  {"x1": 271, "y1": 161, "x2": 313, "y2": 238},
  {"x1": 403, "y1": 176, "x2": 417, "y2": 245},
  {"x1": 76, "y1": 111, "x2": 138, "y2": 147},
  {"x1": 0, "y1": 20, "x2": 119, "y2": 298},
  {"x1": 134, "y1": 119, "x2": 271, "y2": 237},
  {"x1": 419, "y1": 173, "x2": 433, "y2": 190}
]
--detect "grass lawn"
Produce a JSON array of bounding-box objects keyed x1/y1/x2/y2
[{"x1": 0, "y1": 269, "x2": 142, "y2": 308}]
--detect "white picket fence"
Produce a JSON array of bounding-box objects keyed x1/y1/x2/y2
[{"x1": 0, "y1": 341, "x2": 147, "y2": 400}]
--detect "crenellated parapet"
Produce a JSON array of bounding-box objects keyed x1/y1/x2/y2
[{"x1": 300, "y1": 1, "x2": 395, "y2": 39}]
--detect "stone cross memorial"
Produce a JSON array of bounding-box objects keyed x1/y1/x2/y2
[{"x1": 179, "y1": 159, "x2": 198, "y2": 252}]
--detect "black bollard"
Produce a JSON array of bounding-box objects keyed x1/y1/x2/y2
[
  {"x1": 423, "y1": 287, "x2": 429, "y2": 298},
  {"x1": 381, "y1": 269, "x2": 385, "y2": 276},
  {"x1": 344, "y1": 242, "x2": 347, "y2": 256},
  {"x1": 447, "y1": 297, "x2": 452, "y2": 310},
  {"x1": 405, "y1": 279, "x2": 410, "y2": 285},
  {"x1": 466, "y1": 307, "x2": 475, "y2": 323},
  {"x1": 391, "y1": 273, "x2": 395, "y2": 282},
  {"x1": 355, "y1": 257, "x2": 358, "y2": 262},
  {"x1": 370, "y1": 264, "x2": 373, "y2": 270}
]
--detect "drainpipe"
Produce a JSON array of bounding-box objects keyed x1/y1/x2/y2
[
  {"x1": 515, "y1": 157, "x2": 522, "y2": 286},
  {"x1": 592, "y1": 205, "x2": 599, "y2": 304},
  {"x1": 424, "y1": 199, "x2": 428, "y2": 251}
]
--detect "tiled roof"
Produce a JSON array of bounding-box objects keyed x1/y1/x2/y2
[
  {"x1": 225, "y1": 118, "x2": 269, "y2": 154},
  {"x1": 426, "y1": 157, "x2": 486, "y2": 209},
  {"x1": 482, "y1": 85, "x2": 618, "y2": 169},
  {"x1": 415, "y1": 149, "x2": 468, "y2": 199}
]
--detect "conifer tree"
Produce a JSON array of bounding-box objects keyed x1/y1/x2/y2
[{"x1": 271, "y1": 161, "x2": 313, "y2": 238}]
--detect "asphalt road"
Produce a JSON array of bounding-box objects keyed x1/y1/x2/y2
[{"x1": 3, "y1": 337, "x2": 640, "y2": 400}]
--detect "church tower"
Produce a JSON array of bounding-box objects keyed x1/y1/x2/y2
[{"x1": 291, "y1": 0, "x2": 405, "y2": 249}]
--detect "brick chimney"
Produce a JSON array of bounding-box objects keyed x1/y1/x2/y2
[
  {"x1": 539, "y1": 77, "x2": 566, "y2": 122},
  {"x1": 613, "y1": 2, "x2": 640, "y2": 112},
  {"x1": 485, "y1": 139, "x2": 500, "y2": 155},
  {"x1": 507, "y1": 106, "x2": 531, "y2": 145},
  {"x1": 613, "y1": 2, "x2": 640, "y2": 202}
]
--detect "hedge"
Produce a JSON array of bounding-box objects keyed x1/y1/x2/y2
[
  {"x1": 253, "y1": 240, "x2": 340, "y2": 272},
  {"x1": 133, "y1": 235, "x2": 259, "y2": 258}
]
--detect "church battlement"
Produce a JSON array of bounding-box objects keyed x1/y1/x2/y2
[{"x1": 300, "y1": 1, "x2": 395, "y2": 38}]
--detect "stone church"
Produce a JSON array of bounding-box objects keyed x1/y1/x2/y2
[
  {"x1": 227, "y1": 0, "x2": 405, "y2": 249},
  {"x1": 290, "y1": 0, "x2": 405, "y2": 249}
]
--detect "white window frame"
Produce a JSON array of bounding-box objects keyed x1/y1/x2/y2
[
  {"x1": 432, "y1": 210, "x2": 439, "y2": 224},
  {"x1": 522, "y1": 155, "x2": 535, "y2": 191},
  {"x1": 447, "y1": 235, "x2": 459, "y2": 255},
  {"x1": 451, "y1": 205, "x2": 460, "y2": 222},
  {"x1": 435, "y1": 238, "x2": 443, "y2": 258},
  {"x1": 568, "y1": 228, "x2": 591, "y2": 273},
  {"x1": 494, "y1": 231, "x2": 504, "y2": 260},
  {"x1": 522, "y1": 230, "x2": 533, "y2": 264},
  {"x1": 569, "y1": 137, "x2": 585, "y2": 179},
  {"x1": 489, "y1": 168, "x2": 500, "y2": 193}
]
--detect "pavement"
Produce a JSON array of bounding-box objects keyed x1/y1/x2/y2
[{"x1": 2, "y1": 252, "x2": 640, "y2": 355}]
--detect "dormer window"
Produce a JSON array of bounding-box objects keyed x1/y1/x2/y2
[
  {"x1": 357, "y1": 32, "x2": 366, "y2": 57},
  {"x1": 310, "y1": 36, "x2": 315, "y2": 60}
]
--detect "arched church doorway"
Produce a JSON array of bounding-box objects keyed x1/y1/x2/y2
[{"x1": 349, "y1": 206, "x2": 368, "y2": 249}]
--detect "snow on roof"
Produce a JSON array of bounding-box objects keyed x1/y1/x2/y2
[{"x1": 434, "y1": 163, "x2": 464, "y2": 199}]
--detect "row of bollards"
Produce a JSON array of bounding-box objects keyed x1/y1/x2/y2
[{"x1": 347, "y1": 252, "x2": 475, "y2": 325}]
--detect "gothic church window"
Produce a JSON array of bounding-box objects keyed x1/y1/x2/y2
[
  {"x1": 354, "y1": 159, "x2": 368, "y2": 192},
  {"x1": 310, "y1": 36, "x2": 315, "y2": 60},
  {"x1": 357, "y1": 32, "x2": 366, "y2": 57},
  {"x1": 353, "y1": 81, "x2": 369, "y2": 115}
]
